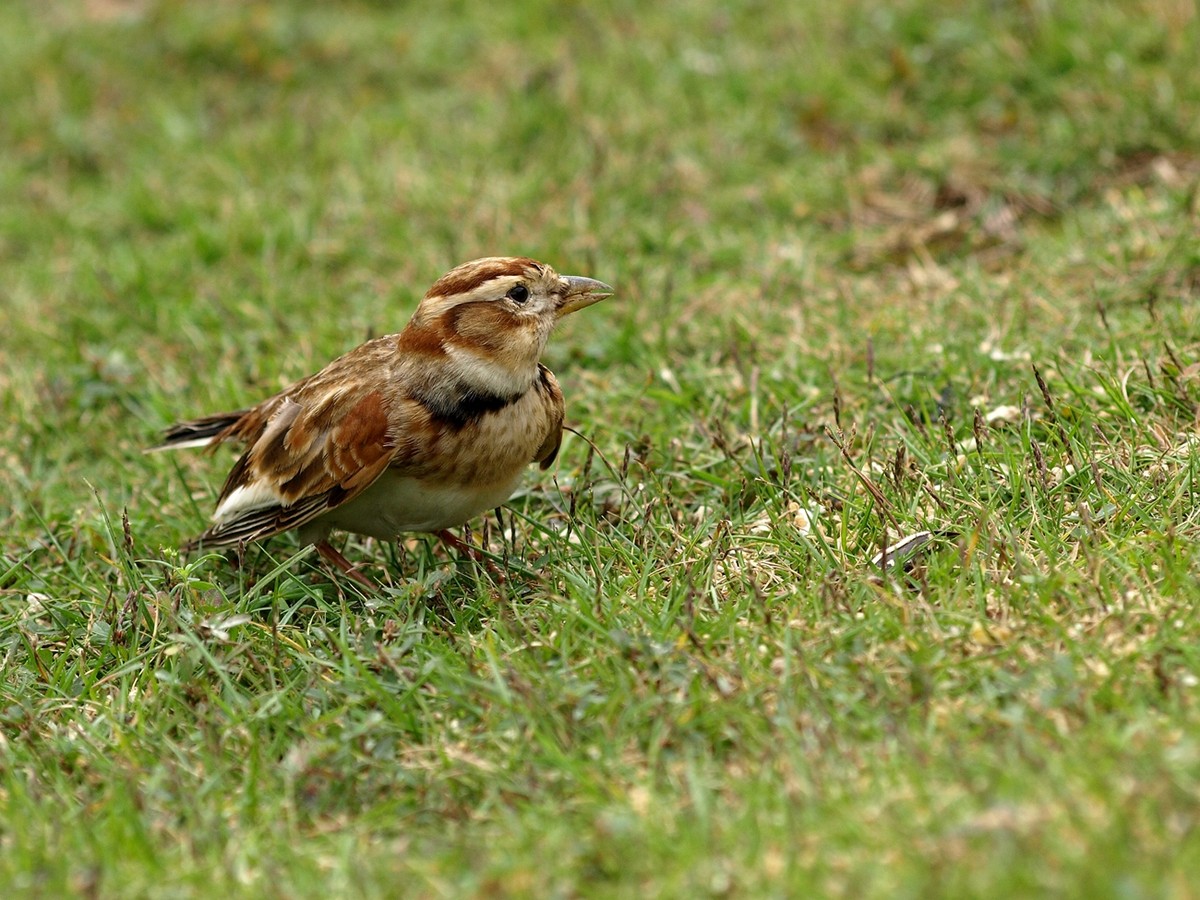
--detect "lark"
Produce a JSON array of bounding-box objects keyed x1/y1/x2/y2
[{"x1": 154, "y1": 257, "x2": 612, "y2": 586}]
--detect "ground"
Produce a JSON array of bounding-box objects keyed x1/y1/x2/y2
[{"x1": 3, "y1": 0, "x2": 1200, "y2": 895}]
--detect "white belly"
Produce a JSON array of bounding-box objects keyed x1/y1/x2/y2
[{"x1": 312, "y1": 468, "x2": 524, "y2": 539}]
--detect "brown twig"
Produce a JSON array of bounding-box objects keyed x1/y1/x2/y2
[
  {"x1": 824, "y1": 425, "x2": 900, "y2": 530},
  {"x1": 1032, "y1": 364, "x2": 1076, "y2": 467}
]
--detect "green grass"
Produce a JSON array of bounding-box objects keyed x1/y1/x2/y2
[{"x1": 4, "y1": 0, "x2": 1200, "y2": 895}]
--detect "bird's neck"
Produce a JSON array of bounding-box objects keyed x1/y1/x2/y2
[
  {"x1": 398, "y1": 324, "x2": 540, "y2": 425},
  {"x1": 440, "y1": 341, "x2": 538, "y2": 400}
]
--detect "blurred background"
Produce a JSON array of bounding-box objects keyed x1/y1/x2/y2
[{"x1": 4, "y1": 2, "x2": 1197, "y2": 517}]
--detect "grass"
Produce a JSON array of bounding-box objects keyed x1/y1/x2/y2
[{"x1": 3, "y1": 0, "x2": 1200, "y2": 895}]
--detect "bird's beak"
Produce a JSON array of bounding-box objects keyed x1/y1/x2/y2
[{"x1": 557, "y1": 276, "x2": 614, "y2": 318}]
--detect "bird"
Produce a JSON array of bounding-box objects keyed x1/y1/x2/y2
[{"x1": 152, "y1": 256, "x2": 613, "y2": 587}]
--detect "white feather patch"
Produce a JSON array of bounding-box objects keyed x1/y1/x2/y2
[
  {"x1": 443, "y1": 343, "x2": 533, "y2": 397},
  {"x1": 213, "y1": 481, "x2": 287, "y2": 525},
  {"x1": 144, "y1": 437, "x2": 216, "y2": 453}
]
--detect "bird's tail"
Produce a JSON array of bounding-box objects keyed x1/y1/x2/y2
[{"x1": 145, "y1": 411, "x2": 249, "y2": 453}]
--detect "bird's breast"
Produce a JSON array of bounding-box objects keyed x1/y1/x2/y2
[
  {"x1": 319, "y1": 468, "x2": 524, "y2": 537},
  {"x1": 317, "y1": 381, "x2": 563, "y2": 539}
]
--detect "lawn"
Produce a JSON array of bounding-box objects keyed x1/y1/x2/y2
[{"x1": 3, "y1": 0, "x2": 1200, "y2": 895}]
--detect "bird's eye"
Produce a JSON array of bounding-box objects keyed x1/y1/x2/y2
[{"x1": 507, "y1": 284, "x2": 530, "y2": 304}]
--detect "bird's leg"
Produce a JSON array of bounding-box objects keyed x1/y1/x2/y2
[
  {"x1": 315, "y1": 540, "x2": 377, "y2": 590},
  {"x1": 435, "y1": 529, "x2": 506, "y2": 583},
  {"x1": 434, "y1": 528, "x2": 484, "y2": 560}
]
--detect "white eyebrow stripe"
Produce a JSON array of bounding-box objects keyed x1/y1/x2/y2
[{"x1": 438, "y1": 275, "x2": 524, "y2": 306}]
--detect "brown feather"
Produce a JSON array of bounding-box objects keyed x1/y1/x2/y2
[
  {"x1": 425, "y1": 257, "x2": 541, "y2": 299},
  {"x1": 160, "y1": 256, "x2": 609, "y2": 557}
]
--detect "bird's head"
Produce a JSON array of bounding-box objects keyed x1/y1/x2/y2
[{"x1": 406, "y1": 257, "x2": 613, "y2": 396}]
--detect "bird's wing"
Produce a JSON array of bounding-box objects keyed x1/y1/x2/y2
[
  {"x1": 153, "y1": 334, "x2": 402, "y2": 453},
  {"x1": 184, "y1": 386, "x2": 397, "y2": 549},
  {"x1": 533, "y1": 365, "x2": 564, "y2": 469},
  {"x1": 181, "y1": 337, "x2": 409, "y2": 549}
]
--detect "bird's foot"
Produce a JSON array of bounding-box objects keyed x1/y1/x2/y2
[
  {"x1": 315, "y1": 540, "x2": 378, "y2": 591},
  {"x1": 435, "y1": 529, "x2": 506, "y2": 583}
]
